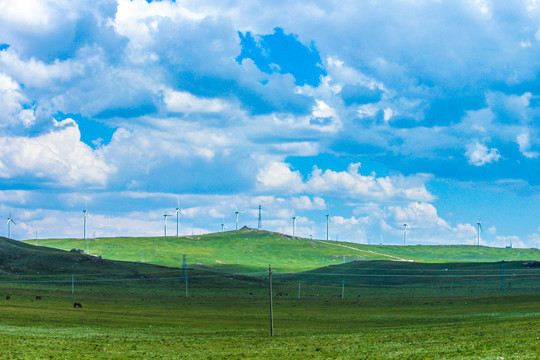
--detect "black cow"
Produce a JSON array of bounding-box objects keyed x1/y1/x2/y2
[
  {"x1": 73, "y1": 302, "x2": 82, "y2": 308},
  {"x1": 5, "y1": 296, "x2": 10, "y2": 301},
  {"x1": 35, "y1": 296, "x2": 42, "y2": 301}
]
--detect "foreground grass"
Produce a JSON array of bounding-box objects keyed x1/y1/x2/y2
[{"x1": 0, "y1": 283, "x2": 538, "y2": 359}]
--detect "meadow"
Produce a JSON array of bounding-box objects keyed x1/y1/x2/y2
[
  {"x1": 25, "y1": 228, "x2": 540, "y2": 271},
  {"x1": 1, "y1": 234, "x2": 539, "y2": 359}
]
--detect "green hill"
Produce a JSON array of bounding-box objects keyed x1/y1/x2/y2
[
  {"x1": 23, "y1": 228, "x2": 540, "y2": 272},
  {"x1": 0, "y1": 235, "x2": 179, "y2": 276}
]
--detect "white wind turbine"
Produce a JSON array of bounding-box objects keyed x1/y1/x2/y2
[
  {"x1": 221, "y1": 221, "x2": 228, "y2": 232},
  {"x1": 7, "y1": 211, "x2": 15, "y2": 239},
  {"x1": 403, "y1": 223, "x2": 408, "y2": 246},
  {"x1": 83, "y1": 205, "x2": 90, "y2": 253},
  {"x1": 325, "y1": 205, "x2": 331, "y2": 241},
  {"x1": 163, "y1": 212, "x2": 172, "y2": 237},
  {"x1": 476, "y1": 221, "x2": 483, "y2": 246},
  {"x1": 292, "y1": 215, "x2": 297, "y2": 237},
  {"x1": 234, "y1": 204, "x2": 245, "y2": 231},
  {"x1": 175, "y1": 197, "x2": 182, "y2": 237}
]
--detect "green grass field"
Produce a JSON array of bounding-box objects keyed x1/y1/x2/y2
[
  {"x1": 24, "y1": 228, "x2": 540, "y2": 272},
  {"x1": 2, "y1": 234, "x2": 539, "y2": 359}
]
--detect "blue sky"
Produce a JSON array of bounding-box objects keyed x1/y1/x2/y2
[{"x1": 0, "y1": 0, "x2": 539, "y2": 248}]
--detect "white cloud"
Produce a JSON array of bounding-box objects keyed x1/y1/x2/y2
[
  {"x1": 257, "y1": 161, "x2": 434, "y2": 202},
  {"x1": 290, "y1": 195, "x2": 326, "y2": 210},
  {"x1": 465, "y1": 141, "x2": 501, "y2": 166},
  {"x1": 357, "y1": 104, "x2": 379, "y2": 118},
  {"x1": 163, "y1": 88, "x2": 232, "y2": 114},
  {"x1": 383, "y1": 107, "x2": 394, "y2": 122},
  {"x1": 516, "y1": 132, "x2": 539, "y2": 159},
  {"x1": 312, "y1": 99, "x2": 337, "y2": 118},
  {"x1": 256, "y1": 161, "x2": 303, "y2": 192},
  {"x1": 0, "y1": 73, "x2": 33, "y2": 128},
  {"x1": 306, "y1": 163, "x2": 434, "y2": 201},
  {"x1": 0, "y1": 0, "x2": 54, "y2": 29},
  {"x1": 386, "y1": 202, "x2": 450, "y2": 230},
  {"x1": 0, "y1": 49, "x2": 78, "y2": 88},
  {"x1": 272, "y1": 141, "x2": 319, "y2": 156},
  {"x1": 0, "y1": 119, "x2": 114, "y2": 186}
]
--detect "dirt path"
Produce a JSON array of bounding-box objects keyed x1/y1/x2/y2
[{"x1": 320, "y1": 241, "x2": 414, "y2": 262}]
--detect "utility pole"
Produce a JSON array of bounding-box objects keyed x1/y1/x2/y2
[
  {"x1": 71, "y1": 275, "x2": 74, "y2": 294},
  {"x1": 342, "y1": 280, "x2": 345, "y2": 299},
  {"x1": 298, "y1": 280, "x2": 301, "y2": 299},
  {"x1": 269, "y1": 265, "x2": 274, "y2": 337}
]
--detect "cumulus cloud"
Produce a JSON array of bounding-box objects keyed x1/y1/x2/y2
[
  {"x1": 163, "y1": 88, "x2": 233, "y2": 114},
  {"x1": 0, "y1": 73, "x2": 34, "y2": 128},
  {"x1": 256, "y1": 161, "x2": 304, "y2": 192},
  {"x1": 257, "y1": 161, "x2": 434, "y2": 202},
  {"x1": 1, "y1": 0, "x2": 539, "y2": 247},
  {"x1": 0, "y1": 119, "x2": 114, "y2": 186},
  {"x1": 290, "y1": 195, "x2": 326, "y2": 210},
  {"x1": 385, "y1": 202, "x2": 450, "y2": 230},
  {"x1": 0, "y1": 49, "x2": 78, "y2": 88},
  {"x1": 516, "y1": 131, "x2": 539, "y2": 159},
  {"x1": 465, "y1": 141, "x2": 501, "y2": 166}
]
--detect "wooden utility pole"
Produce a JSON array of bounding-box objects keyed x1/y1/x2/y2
[{"x1": 269, "y1": 265, "x2": 274, "y2": 337}]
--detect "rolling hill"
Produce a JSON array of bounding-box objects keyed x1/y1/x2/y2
[{"x1": 23, "y1": 227, "x2": 540, "y2": 272}]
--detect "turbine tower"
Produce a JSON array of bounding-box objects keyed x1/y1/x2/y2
[
  {"x1": 234, "y1": 204, "x2": 245, "y2": 230},
  {"x1": 83, "y1": 208, "x2": 89, "y2": 240},
  {"x1": 175, "y1": 197, "x2": 182, "y2": 237},
  {"x1": 292, "y1": 216, "x2": 297, "y2": 237},
  {"x1": 403, "y1": 223, "x2": 408, "y2": 246},
  {"x1": 326, "y1": 214, "x2": 330, "y2": 241},
  {"x1": 257, "y1": 205, "x2": 262, "y2": 230},
  {"x1": 163, "y1": 213, "x2": 172, "y2": 237},
  {"x1": 7, "y1": 212, "x2": 15, "y2": 239},
  {"x1": 477, "y1": 222, "x2": 483, "y2": 246}
]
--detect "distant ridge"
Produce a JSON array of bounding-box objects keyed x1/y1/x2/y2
[{"x1": 22, "y1": 230, "x2": 540, "y2": 272}]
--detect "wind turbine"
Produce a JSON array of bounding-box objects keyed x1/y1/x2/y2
[
  {"x1": 7, "y1": 211, "x2": 15, "y2": 239},
  {"x1": 476, "y1": 222, "x2": 483, "y2": 246},
  {"x1": 163, "y1": 213, "x2": 172, "y2": 237},
  {"x1": 325, "y1": 205, "x2": 331, "y2": 241},
  {"x1": 83, "y1": 207, "x2": 90, "y2": 253},
  {"x1": 292, "y1": 215, "x2": 297, "y2": 237},
  {"x1": 234, "y1": 204, "x2": 245, "y2": 231},
  {"x1": 175, "y1": 197, "x2": 182, "y2": 237},
  {"x1": 221, "y1": 221, "x2": 228, "y2": 232},
  {"x1": 403, "y1": 223, "x2": 408, "y2": 246}
]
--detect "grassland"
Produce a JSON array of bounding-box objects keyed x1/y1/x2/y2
[
  {"x1": 0, "y1": 282, "x2": 538, "y2": 359},
  {"x1": 24, "y1": 228, "x2": 540, "y2": 272},
  {"x1": 3, "y1": 235, "x2": 540, "y2": 359}
]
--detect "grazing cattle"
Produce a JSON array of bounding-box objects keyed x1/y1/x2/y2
[
  {"x1": 35, "y1": 296, "x2": 42, "y2": 301},
  {"x1": 73, "y1": 302, "x2": 82, "y2": 308},
  {"x1": 523, "y1": 261, "x2": 540, "y2": 268},
  {"x1": 5, "y1": 296, "x2": 10, "y2": 301}
]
